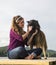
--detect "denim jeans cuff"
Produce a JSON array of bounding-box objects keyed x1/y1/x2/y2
[{"x1": 32, "y1": 52, "x2": 37, "y2": 57}]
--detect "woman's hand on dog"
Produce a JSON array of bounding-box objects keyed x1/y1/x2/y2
[
  {"x1": 32, "y1": 29, "x2": 38, "y2": 36},
  {"x1": 28, "y1": 26, "x2": 32, "y2": 32}
]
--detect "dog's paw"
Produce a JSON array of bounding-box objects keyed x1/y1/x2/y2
[{"x1": 44, "y1": 57, "x2": 47, "y2": 59}]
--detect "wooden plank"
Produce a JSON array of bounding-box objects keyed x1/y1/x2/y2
[{"x1": 0, "y1": 58, "x2": 56, "y2": 65}]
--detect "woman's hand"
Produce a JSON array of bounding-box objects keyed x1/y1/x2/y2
[
  {"x1": 32, "y1": 29, "x2": 38, "y2": 36},
  {"x1": 22, "y1": 26, "x2": 32, "y2": 40},
  {"x1": 28, "y1": 26, "x2": 32, "y2": 32},
  {"x1": 27, "y1": 29, "x2": 38, "y2": 45}
]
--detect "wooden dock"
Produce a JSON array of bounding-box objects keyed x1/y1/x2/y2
[{"x1": 0, "y1": 57, "x2": 56, "y2": 65}]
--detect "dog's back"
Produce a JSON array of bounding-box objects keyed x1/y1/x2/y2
[
  {"x1": 34, "y1": 30, "x2": 47, "y2": 51},
  {"x1": 29, "y1": 30, "x2": 47, "y2": 49}
]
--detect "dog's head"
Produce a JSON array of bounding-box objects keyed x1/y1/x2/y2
[{"x1": 27, "y1": 20, "x2": 40, "y2": 33}]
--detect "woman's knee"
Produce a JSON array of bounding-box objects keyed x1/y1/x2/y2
[
  {"x1": 7, "y1": 47, "x2": 24, "y2": 59},
  {"x1": 8, "y1": 46, "x2": 28, "y2": 59}
]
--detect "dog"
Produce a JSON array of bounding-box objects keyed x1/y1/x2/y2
[{"x1": 27, "y1": 20, "x2": 47, "y2": 59}]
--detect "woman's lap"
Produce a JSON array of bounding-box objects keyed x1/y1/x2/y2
[{"x1": 8, "y1": 46, "x2": 42, "y2": 59}]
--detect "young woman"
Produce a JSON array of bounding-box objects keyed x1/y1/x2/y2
[{"x1": 7, "y1": 15, "x2": 42, "y2": 59}]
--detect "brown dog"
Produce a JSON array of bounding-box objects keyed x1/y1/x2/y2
[{"x1": 27, "y1": 20, "x2": 47, "y2": 59}]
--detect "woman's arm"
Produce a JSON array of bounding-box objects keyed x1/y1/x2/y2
[
  {"x1": 27, "y1": 30, "x2": 38, "y2": 45},
  {"x1": 10, "y1": 26, "x2": 32, "y2": 42},
  {"x1": 22, "y1": 26, "x2": 32, "y2": 40}
]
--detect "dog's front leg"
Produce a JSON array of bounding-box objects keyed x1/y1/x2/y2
[{"x1": 42, "y1": 47, "x2": 47, "y2": 59}]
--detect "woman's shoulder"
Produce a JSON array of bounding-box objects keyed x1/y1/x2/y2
[
  {"x1": 10, "y1": 28, "x2": 17, "y2": 35},
  {"x1": 10, "y1": 28, "x2": 14, "y2": 33}
]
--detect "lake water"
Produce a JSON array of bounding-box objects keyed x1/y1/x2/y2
[{"x1": 0, "y1": 57, "x2": 8, "y2": 59}]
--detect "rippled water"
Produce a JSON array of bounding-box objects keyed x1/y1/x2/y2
[{"x1": 0, "y1": 57, "x2": 8, "y2": 59}]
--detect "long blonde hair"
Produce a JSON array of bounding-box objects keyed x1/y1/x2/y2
[{"x1": 11, "y1": 15, "x2": 25, "y2": 35}]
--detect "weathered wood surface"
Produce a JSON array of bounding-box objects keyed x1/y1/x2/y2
[{"x1": 0, "y1": 57, "x2": 56, "y2": 65}]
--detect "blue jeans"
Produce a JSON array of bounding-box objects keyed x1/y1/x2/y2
[{"x1": 8, "y1": 46, "x2": 42, "y2": 59}]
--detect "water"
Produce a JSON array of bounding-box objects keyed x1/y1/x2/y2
[{"x1": 0, "y1": 57, "x2": 8, "y2": 59}]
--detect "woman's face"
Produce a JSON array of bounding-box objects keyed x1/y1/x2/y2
[{"x1": 17, "y1": 19, "x2": 24, "y2": 28}]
